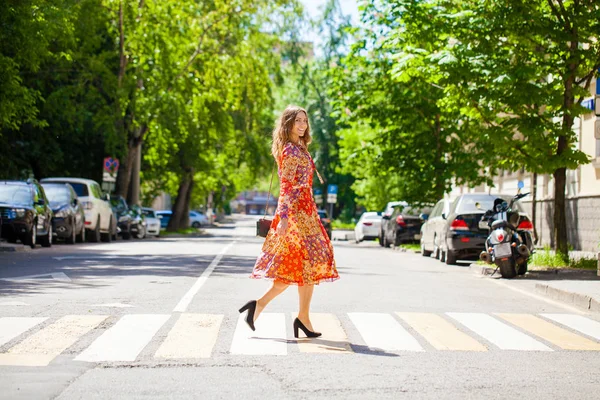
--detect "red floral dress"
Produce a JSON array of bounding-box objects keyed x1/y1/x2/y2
[{"x1": 251, "y1": 142, "x2": 339, "y2": 285}]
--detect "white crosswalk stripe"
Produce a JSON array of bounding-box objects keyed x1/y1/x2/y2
[
  {"x1": 541, "y1": 314, "x2": 600, "y2": 341},
  {"x1": 349, "y1": 312, "x2": 423, "y2": 352},
  {"x1": 0, "y1": 317, "x2": 47, "y2": 347},
  {"x1": 230, "y1": 313, "x2": 287, "y2": 355},
  {"x1": 75, "y1": 314, "x2": 170, "y2": 362},
  {"x1": 447, "y1": 313, "x2": 552, "y2": 351},
  {"x1": 1, "y1": 312, "x2": 599, "y2": 366}
]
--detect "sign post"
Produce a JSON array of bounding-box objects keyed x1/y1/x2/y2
[
  {"x1": 326, "y1": 184, "x2": 338, "y2": 219},
  {"x1": 314, "y1": 188, "x2": 323, "y2": 206},
  {"x1": 102, "y1": 157, "x2": 119, "y2": 194}
]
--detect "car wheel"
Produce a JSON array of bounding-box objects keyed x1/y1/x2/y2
[
  {"x1": 77, "y1": 225, "x2": 86, "y2": 243},
  {"x1": 445, "y1": 250, "x2": 458, "y2": 265},
  {"x1": 136, "y1": 225, "x2": 146, "y2": 239},
  {"x1": 383, "y1": 233, "x2": 391, "y2": 248},
  {"x1": 25, "y1": 223, "x2": 37, "y2": 248},
  {"x1": 111, "y1": 221, "x2": 118, "y2": 241},
  {"x1": 192, "y1": 221, "x2": 201, "y2": 229},
  {"x1": 41, "y1": 222, "x2": 52, "y2": 248},
  {"x1": 66, "y1": 223, "x2": 76, "y2": 244},
  {"x1": 88, "y1": 217, "x2": 101, "y2": 242},
  {"x1": 433, "y1": 235, "x2": 440, "y2": 259},
  {"x1": 440, "y1": 248, "x2": 446, "y2": 263},
  {"x1": 101, "y1": 217, "x2": 112, "y2": 242},
  {"x1": 420, "y1": 242, "x2": 432, "y2": 257},
  {"x1": 378, "y1": 233, "x2": 384, "y2": 247},
  {"x1": 122, "y1": 223, "x2": 131, "y2": 240},
  {"x1": 393, "y1": 232, "x2": 401, "y2": 247}
]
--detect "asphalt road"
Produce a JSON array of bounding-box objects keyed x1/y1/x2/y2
[{"x1": 1, "y1": 215, "x2": 599, "y2": 400}]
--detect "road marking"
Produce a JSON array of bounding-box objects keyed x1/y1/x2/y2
[
  {"x1": 541, "y1": 314, "x2": 600, "y2": 341},
  {"x1": 173, "y1": 241, "x2": 236, "y2": 312},
  {"x1": 0, "y1": 272, "x2": 71, "y2": 282},
  {"x1": 396, "y1": 312, "x2": 487, "y2": 351},
  {"x1": 487, "y1": 279, "x2": 584, "y2": 314},
  {"x1": 348, "y1": 313, "x2": 423, "y2": 352},
  {"x1": 294, "y1": 313, "x2": 352, "y2": 353},
  {"x1": 91, "y1": 303, "x2": 135, "y2": 308},
  {"x1": 75, "y1": 314, "x2": 170, "y2": 362},
  {"x1": 0, "y1": 315, "x2": 108, "y2": 366},
  {"x1": 0, "y1": 301, "x2": 29, "y2": 306},
  {"x1": 447, "y1": 313, "x2": 552, "y2": 351},
  {"x1": 0, "y1": 317, "x2": 47, "y2": 347},
  {"x1": 155, "y1": 314, "x2": 223, "y2": 359},
  {"x1": 230, "y1": 313, "x2": 287, "y2": 355},
  {"x1": 497, "y1": 313, "x2": 600, "y2": 351}
]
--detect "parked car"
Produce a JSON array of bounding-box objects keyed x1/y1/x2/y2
[
  {"x1": 378, "y1": 201, "x2": 406, "y2": 246},
  {"x1": 128, "y1": 204, "x2": 147, "y2": 239},
  {"x1": 141, "y1": 207, "x2": 161, "y2": 237},
  {"x1": 41, "y1": 178, "x2": 116, "y2": 242},
  {"x1": 354, "y1": 211, "x2": 382, "y2": 243},
  {"x1": 317, "y1": 209, "x2": 333, "y2": 239},
  {"x1": 0, "y1": 180, "x2": 54, "y2": 248},
  {"x1": 189, "y1": 210, "x2": 208, "y2": 228},
  {"x1": 41, "y1": 182, "x2": 85, "y2": 244},
  {"x1": 109, "y1": 195, "x2": 132, "y2": 240},
  {"x1": 419, "y1": 193, "x2": 532, "y2": 265},
  {"x1": 381, "y1": 204, "x2": 431, "y2": 247},
  {"x1": 156, "y1": 210, "x2": 172, "y2": 229}
]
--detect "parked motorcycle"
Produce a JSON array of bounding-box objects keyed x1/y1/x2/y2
[{"x1": 478, "y1": 189, "x2": 534, "y2": 279}]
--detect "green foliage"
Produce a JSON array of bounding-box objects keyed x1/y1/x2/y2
[{"x1": 530, "y1": 247, "x2": 598, "y2": 270}]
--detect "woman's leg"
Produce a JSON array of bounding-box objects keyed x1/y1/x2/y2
[
  {"x1": 297, "y1": 284, "x2": 315, "y2": 331},
  {"x1": 255, "y1": 280, "x2": 289, "y2": 321}
]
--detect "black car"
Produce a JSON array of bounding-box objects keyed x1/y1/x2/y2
[
  {"x1": 317, "y1": 209, "x2": 333, "y2": 239},
  {"x1": 381, "y1": 204, "x2": 431, "y2": 247},
  {"x1": 109, "y1": 195, "x2": 132, "y2": 240},
  {"x1": 41, "y1": 183, "x2": 85, "y2": 244},
  {"x1": 419, "y1": 193, "x2": 533, "y2": 265},
  {"x1": 0, "y1": 180, "x2": 54, "y2": 248}
]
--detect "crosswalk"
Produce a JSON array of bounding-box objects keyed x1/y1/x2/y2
[{"x1": 1, "y1": 312, "x2": 600, "y2": 367}]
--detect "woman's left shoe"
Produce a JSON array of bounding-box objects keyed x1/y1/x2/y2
[
  {"x1": 238, "y1": 300, "x2": 257, "y2": 331},
  {"x1": 293, "y1": 317, "x2": 322, "y2": 338}
]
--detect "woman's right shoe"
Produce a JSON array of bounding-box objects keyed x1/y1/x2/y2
[
  {"x1": 238, "y1": 300, "x2": 257, "y2": 331},
  {"x1": 293, "y1": 318, "x2": 322, "y2": 338}
]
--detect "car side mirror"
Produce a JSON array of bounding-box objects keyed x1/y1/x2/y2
[
  {"x1": 419, "y1": 213, "x2": 429, "y2": 221},
  {"x1": 73, "y1": 198, "x2": 78, "y2": 206},
  {"x1": 441, "y1": 213, "x2": 447, "y2": 220},
  {"x1": 103, "y1": 193, "x2": 110, "y2": 201},
  {"x1": 382, "y1": 215, "x2": 390, "y2": 220}
]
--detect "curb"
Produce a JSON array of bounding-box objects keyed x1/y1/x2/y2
[
  {"x1": 470, "y1": 263, "x2": 497, "y2": 276},
  {"x1": 535, "y1": 284, "x2": 600, "y2": 313},
  {"x1": 0, "y1": 244, "x2": 31, "y2": 253}
]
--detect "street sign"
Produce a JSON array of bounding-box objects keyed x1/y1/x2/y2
[
  {"x1": 327, "y1": 194, "x2": 337, "y2": 204},
  {"x1": 327, "y1": 184, "x2": 338, "y2": 195},
  {"x1": 315, "y1": 195, "x2": 323, "y2": 203},
  {"x1": 102, "y1": 157, "x2": 119, "y2": 193},
  {"x1": 103, "y1": 157, "x2": 119, "y2": 174}
]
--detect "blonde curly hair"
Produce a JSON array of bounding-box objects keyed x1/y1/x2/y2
[{"x1": 271, "y1": 105, "x2": 311, "y2": 163}]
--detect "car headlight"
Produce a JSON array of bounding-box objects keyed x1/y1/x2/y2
[
  {"x1": 12, "y1": 208, "x2": 26, "y2": 218},
  {"x1": 54, "y1": 207, "x2": 69, "y2": 218}
]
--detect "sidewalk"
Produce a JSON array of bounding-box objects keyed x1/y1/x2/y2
[
  {"x1": 471, "y1": 263, "x2": 600, "y2": 312},
  {"x1": 0, "y1": 241, "x2": 30, "y2": 252}
]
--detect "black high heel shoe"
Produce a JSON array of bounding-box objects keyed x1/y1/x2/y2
[
  {"x1": 238, "y1": 300, "x2": 257, "y2": 331},
  {"x1": 293, "y1": 317, "x2": 322, "y2": 338}
]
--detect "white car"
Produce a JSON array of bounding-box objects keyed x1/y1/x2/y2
[
  {"x1": 354, "y1": 212, "x2": 383, "y2": 243},
  {"x1": 40, "y1": 177, "x2": 116, "y2": 242},
  {"x1": 142, "y1": 208, "x2": 161, "y2": 237},
  {"x1": 189, "y1": 210, "x2": 208, "y2": 228}
]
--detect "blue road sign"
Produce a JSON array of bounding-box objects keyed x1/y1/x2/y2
[
  {"x1": 314, "y1": 188, "x2": 322, "y2": 195},
  {"x1": 327, "y1": 184, "x2": 338, "y2": 195}
]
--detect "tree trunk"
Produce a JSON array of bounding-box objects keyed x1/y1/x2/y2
[
  {"x1": 128, "y1": 141, "x2": 141, "y2": 205},
  {"x1": 553, "y1": 165, "x2": 568, "y2": 262},
  {"x1": 168, "y1": 169, "x2": 194, "y2": 231}
]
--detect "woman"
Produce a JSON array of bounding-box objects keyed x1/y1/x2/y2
[{"x1": 239, "y1": 105, "x2": 339, "y2": 338}]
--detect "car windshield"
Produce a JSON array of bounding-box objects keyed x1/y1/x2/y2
[
  {"x1": 52, "y1": 182, "x2": 88, "y2": 197},
  {"x1": 363, "y1": 213, "x2": 380, "y2": 220},
  {"x1": 43, "y1": 186, "x2": 70, "y2": 207},
  {"x1": 392, "y1": 205, "x2": 425, "y2": 216},
  {"x1": 142, "y1": 209, "x2": 156, "y2": 218},
  {"x1": 110, "y1": 198, "x2": 127, "y2": 212},
  {"x1": 456, "y1": 195, "x2": 523, "y2": 213},
  {"x1": 0, "y1": 185, "x2": 31, "y2": 206}
]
